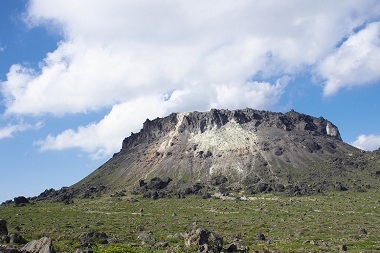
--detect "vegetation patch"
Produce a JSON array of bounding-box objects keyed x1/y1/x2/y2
[{"x1": 1, "y1": 189, "x2": 380, "y2": 252}]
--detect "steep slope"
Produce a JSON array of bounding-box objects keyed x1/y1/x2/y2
[{"x1": 72, "y1": 108, "x2": 379, "y2": 195}]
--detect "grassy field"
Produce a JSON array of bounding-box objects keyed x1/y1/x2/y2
[{"x1": 1, "y1": 190, "x2": 380, "y2": 252}]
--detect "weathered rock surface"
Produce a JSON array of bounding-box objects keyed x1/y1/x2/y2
[
  {"x1": 38, "y1": 108, "x2": 380, "y2": 197},
  {"x1": 21, "y1": 237, "x2": 54, "y2": 253},
  {"x1": 183, "y1": 225, "x2": 223, "y2": 252}
]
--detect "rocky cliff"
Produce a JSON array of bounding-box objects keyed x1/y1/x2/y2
[{"x1": 67, "y1": 108, "x2": 380, "y2": 197}]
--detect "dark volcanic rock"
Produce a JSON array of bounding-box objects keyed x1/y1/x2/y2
[
  {"x1": 13, "y1": 197, "x2": 29, "y2": 206},
  {"x1": 255, "y1": 233, "x2": 266, "y2": 241},
  {"x1": 78, "y1": 231, "x2": 108, "y2": 248},
  {"x1": 211, "y1": 175, "x2": 228, "y2": 186},
  {"x1": 0, "y1": 219, "x2": 7, "y2": 236},
  {"x1": 8, "y1": 234, "x2": 27, "y2": 244},
  {"x1": 146, "y1": 177, "x2": 172, "y2": 190}
]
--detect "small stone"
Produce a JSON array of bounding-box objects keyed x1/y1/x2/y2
[
  {"x1": 358, "y1": 226, "x2": 367, "y2": 236},
  {"x1": 255, "y1": 233, "x2": 266, "y2": 241},
  {"x1": 338, "y1": 244, "x2": 348, "y2": 252},
  {"x1": 137, "y1": 231, "x2": 152, "y2": 243}
]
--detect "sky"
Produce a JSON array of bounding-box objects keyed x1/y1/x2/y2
[{"x1": 1, "y1": 0, "x2": 380, "y2": 202}]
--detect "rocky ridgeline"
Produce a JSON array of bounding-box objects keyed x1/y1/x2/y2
[
  {"x1": 11, "y1": 108, "x2": 375, "y2": 201},
  {"x1": 72, "y1": 108, "x2": 375, "y2": 198},
  {"x1": 121, "y1": 108, "x2": 342, "y2": 151}
]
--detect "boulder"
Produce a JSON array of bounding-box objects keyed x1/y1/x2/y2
[
  {"x1": 137, "y1": 231, "x2": 153, "y2": 244},
  {"x1": 211, "y1": 176, "x2": 228, "y2": 186},
  {"x1": 183, "y1": 225, "x2": 223, "y2": 252},
  {"x1": 338, "y1": 244, "x2": 348, "y2": 252},
  {"x1": 0, "y1": 245, "x2": 22, "y2": 253},
  {"x1": 225, "y1": 243, "x2": 237, "y2": 252},
  {"x1": 255, "y1": 233, "x2": 266, "y2": 241},
  {"x1": 78, "y1": 231, "x2": 108, "y2": 248},
  {"x1": 0, "y1": 219, "x2": 8, "y2": 236},
  {"x1": 146, "y1": 177, "x2": 172, "y2": 190},
  {"x1": 8, "y1": 234, "x2": 27, "y2": 244},
  {"x1": 334, "y1": 182, "x2": 348, "y2": 191},
  {"x1": 257, "y1": 183, "x2": 269, "y2": 193},
  {"x1": 13, "y1": 197, "x2": 29, "y2": 206},
  {"x1": 358, "y1": 226, "x2": 367, "y2": 236},
  {"x1": 21, "y1": 237, "x2": 54, "y2": 253}
]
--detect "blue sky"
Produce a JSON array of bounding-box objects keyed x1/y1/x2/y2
[{"x1": 1, "y1": 0, "x2": 380, "y2": 202}]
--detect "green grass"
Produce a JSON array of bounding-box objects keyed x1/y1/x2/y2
[{"x1": 1, "y1": 190, "x2": 380, "y2": 252}]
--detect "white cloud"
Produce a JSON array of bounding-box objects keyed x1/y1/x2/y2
[
  {"x1": 213, "y1": 77, "x2": 289, "y2": 110},
  {"x1": 3, "y1": 0, "x2": 378, "y2": 115},
  {"x1": 0, "y1": 121, "x2": 42, "y2": 139},
  {"x1": 351, "y1": 134, "x2": 380, "y2": 151},
  {"x1": 318, "y1": 22, "x2": 380, "y2": 96},
  {"x1": 35, "y1": 79, "x2": 285, "y2": 159},
  {"x1": 35, "y1": 95, "x2": 166, "y2": 159},
  {"x1": 2, "y1": 0, "x2": 380, "y2": 158}
]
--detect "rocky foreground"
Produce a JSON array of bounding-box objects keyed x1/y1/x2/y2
[
  {"x1": 0, "y1": 217, "x2": 257, "y2": 253},
  {"x1": 1, "y1": 219, "x2": 54, "y2": 253}
]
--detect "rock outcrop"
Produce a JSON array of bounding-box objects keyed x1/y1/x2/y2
[
  {"x1": 13, "y1": 197, "x2": 29, "y2": 207},
  {"x1": 21, "y1": 237, "x2": 54, "y2": 253},
  {"x1": 67, "y1": 108, "x2": 379, "y2": 196}
]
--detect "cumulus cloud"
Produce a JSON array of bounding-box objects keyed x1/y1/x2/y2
[
  {"x1": 351, "y1": 134, "x2": 380, "y2": 151},
  {"x1": 318, "y1": 22, "x2": 380, "y2": 96},
  {"x1": 3, "y1": 0, "x2": 379, "y2": 115},
  {"x1": 35, "y1": 95, "x2": 167, "y2": 159},
  {"x1": 0, "y1": 121, "x2": 42, "y2": 139},
  {"x1": 2, "y1": 0, "x2": 380, "y2": 158},
  {"x1": 35, "y1": 78, "x2": 287, "y2": 159}
]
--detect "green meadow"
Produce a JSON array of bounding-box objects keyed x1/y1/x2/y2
[{"x1": 1, "y1": 190, "x2": 380, "y2": 252}]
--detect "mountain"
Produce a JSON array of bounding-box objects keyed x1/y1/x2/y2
[{"x1": 61, "y1": 108, "x2": 380, "y2": 198}]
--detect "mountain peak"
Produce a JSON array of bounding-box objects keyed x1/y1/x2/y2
[
  {"x1": 70, "y1": 108, "x2": 373, "y2": 197},
  {"x1": 121, "y1": 108, "x2": 341, "y2": 153}
]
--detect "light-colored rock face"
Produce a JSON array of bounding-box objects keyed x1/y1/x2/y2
[
  {"x1": 158, "y1": 112, "x2": 189, "y2": 152},
  {"x1": 21, "y1": 237, "x2": 54, "y2": 253},
  {"x1": 189, "y1": 120, "x2": 258, "y2": 152},
  {"x1": 326, "y1": 122, "x2": 339, "y2": 137}
]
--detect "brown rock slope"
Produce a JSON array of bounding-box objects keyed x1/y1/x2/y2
[{"x1": 72, "y1": 108, "x2": 380, "y2": 195}]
